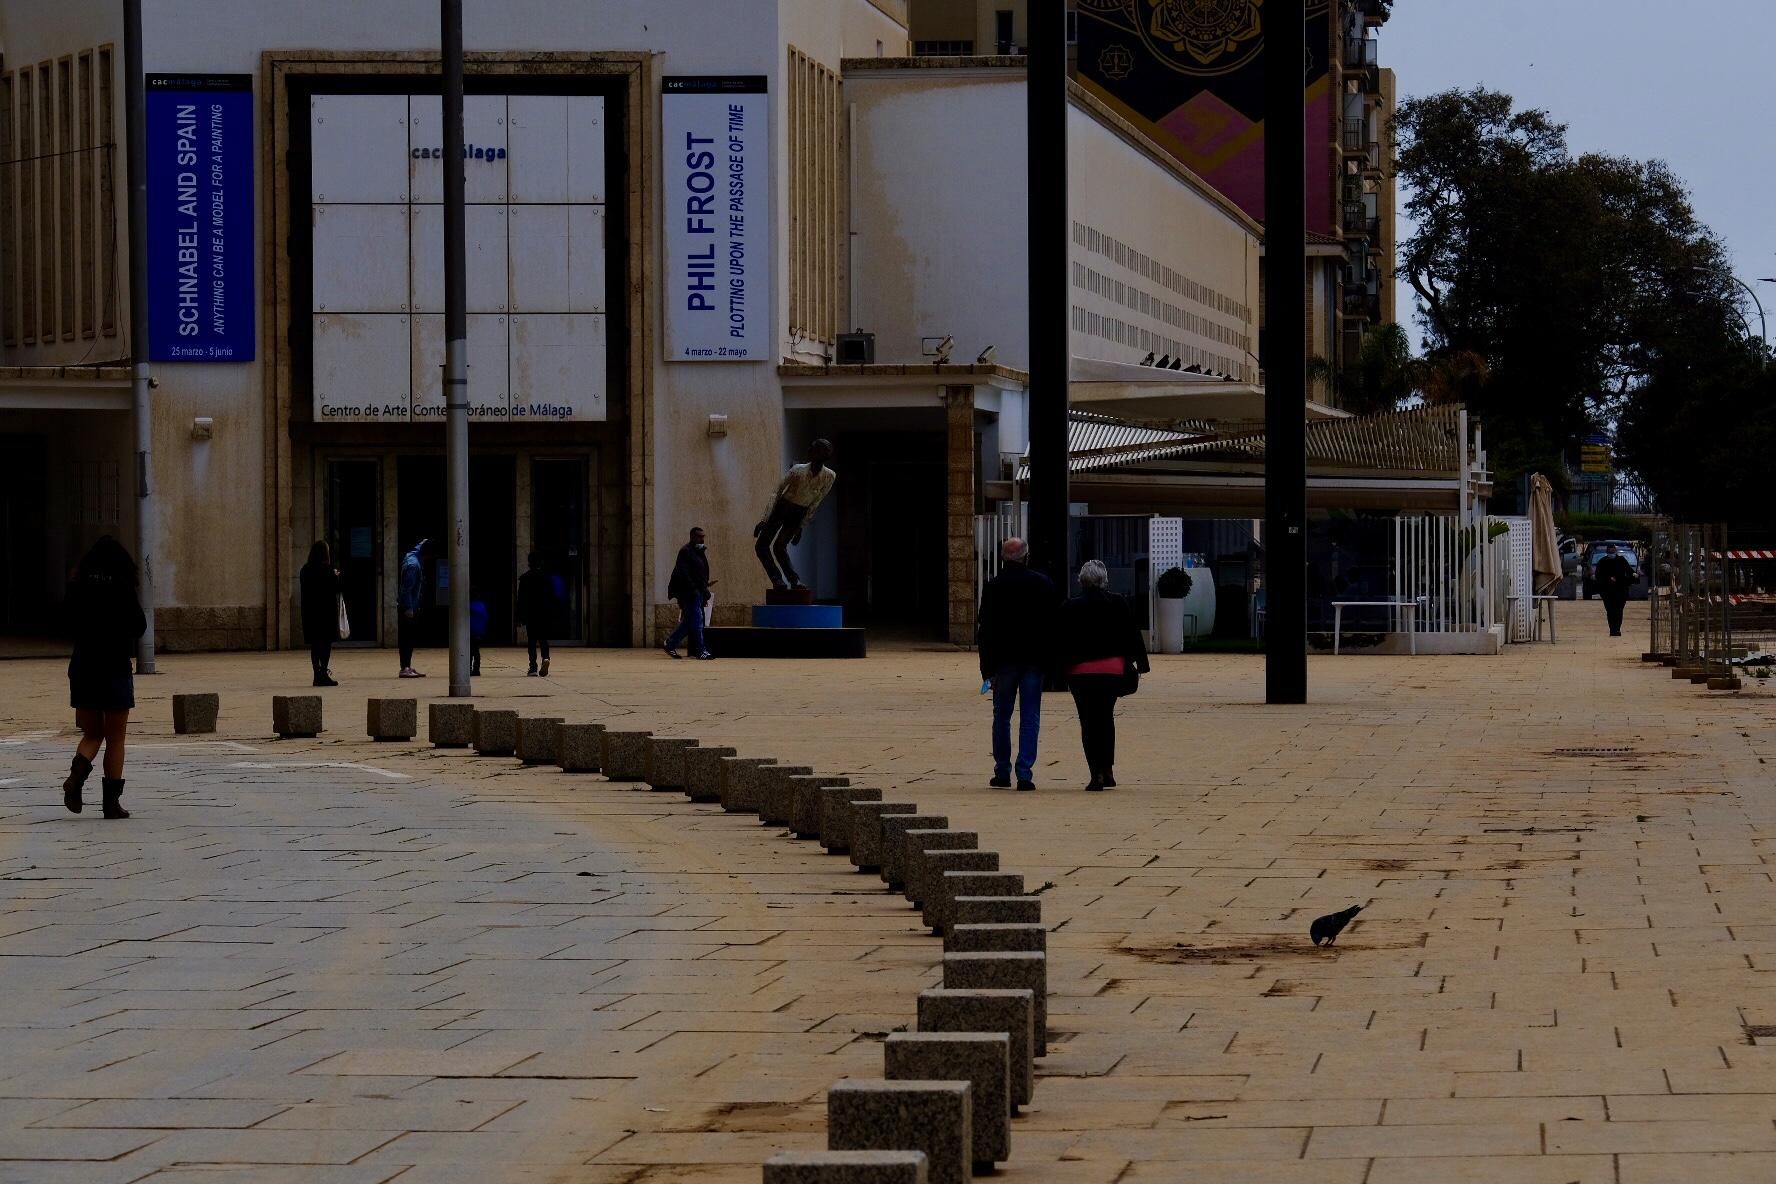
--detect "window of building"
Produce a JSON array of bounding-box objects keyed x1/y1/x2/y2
[
  {"x1": 787, "y1": 46, "x2": 841, "y2": 348},
  {"x1": 912, "y1": 40, "x2": 974, "y2": 56}
]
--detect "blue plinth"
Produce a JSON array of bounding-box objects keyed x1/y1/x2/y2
[{"x1": 751, "y1": 603, "x2": 843, "y2": 629}]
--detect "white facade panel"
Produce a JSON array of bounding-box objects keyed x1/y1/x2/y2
[
  {"x1": 309, "y1": 94, "x2": 409, "y2": 203},
  {"x1": 409, "y1": 95, "x2": 508, "y2": 204},
  {"x1": 410, "y1": 203, "x2": 509, "y2": 313},
  {"x1": 312, "y1": 204, "x2": 410, "y2": 313},
  {"x1": 508, "y1": 205, "x2": 605, "y2": 313},
  {"x1": 511, "y1": 313, "x2": 606, "y2": 421},
  {"x1": 411, "y1": 313, "x2": 510, "y2": 420},
  {"x1": 566, "y1": 96, "x2": 608, "y2": 204},
  {"x1": 506, "y1": 95, "x2": 607, "y2": 204},
  {"x1": 313, "y1": 314, "x2": 412, "y2": 423}
]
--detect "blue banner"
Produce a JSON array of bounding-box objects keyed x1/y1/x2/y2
[{"x1": 146, "y1": 74, "x2": 255, "y2": 362}]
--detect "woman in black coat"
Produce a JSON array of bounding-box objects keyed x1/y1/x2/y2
[
  {"x1": 62, "y1": 537, "x2": 147, "y2": 819},
  {"x1": 1056, "y1": 559, "x2": 1150, "y2": 792},
  {"x1": 300, "y1": 540, "x2": 342, "y2": 687}
]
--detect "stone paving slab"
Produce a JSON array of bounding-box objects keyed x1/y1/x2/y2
[{"x1": 3, "y1": 603, "x2": 1775, "y2": 1180}]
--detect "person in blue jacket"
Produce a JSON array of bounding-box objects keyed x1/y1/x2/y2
[{"x1": 397, "y1": 539, "x2": 432, "y2": 678}]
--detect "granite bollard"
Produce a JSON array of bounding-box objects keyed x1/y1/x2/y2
[
  {"x1": 788, "y1": 775, "x2": 851, "y2": 838},
  {"x1": 944, "y1": 923, "x2": 1046, "y2": 956},
  {"x1": 719, "y1": 756, "x2": 777, "y2": 813},
  {"x1": 763, "y1": 1150, "x2": 929, "y2": 1184},
  {"x1": 916, "y1": 988, "x2": 1034, "y2": 1108},
  {"x1": 951, "y1": 896, "x2": 1042, "y2": 927},
  {"x1": 366, "y1": 698, "x2": 418, "y2": 741},
  {"x1": 899, "y1": 833, "x2": 979, "y2": 906},
  {"x1": 600, "y1": 729, "x2": 653, "y2": 781},
  {"x1": 827, "y1": 1080, "x2": 970, "y2": 1184},
  {"x1": 758, "y1": 765, "x2": 815, "y2": 826},
  {"x1": 817, "y1": 785, "x2": 882, "y2": 851},
  {"x1": 428, "y1": 701, "x2": 476, "y2": 748},
  {"x1": 943, "y1": 952, "x2": 1048, "y2": 1056},
  {"x1": 471, "y1": 709, "x2": 518, "y2": 756},
  {"x1": 878, "y1": 815, "x2": 949, "y2": 889},
  {"x1": 885, "y1": 1032, "x2": 1011, "y2": 1169},
  {"x1": 907, "y1": 843, "x2": 991, "y2": 911},
  {"x1": 644, "y1": 737, "x2": 699, "y2": 790},
  {"x1": 516, "y1": 716, "x2": 564, "y2": 764},
  {"x1": 927, "y1": 872, "x2": 1025, "y2": 936},
  {"x1": 172, "y1": 693, "x2": 218, "y2": 734},
  {"x1": 272, "y1": 695, "x2": 322, "y2": 738},
  {"x1": 849, "y1": 803, "x2": 918, "y2": 871},
  {"x1": 682, "y1": 745, "x2": 736, "y2": 802},
  {"x1": 556, "y1": 723, "x2": 605, "y2": 773}
]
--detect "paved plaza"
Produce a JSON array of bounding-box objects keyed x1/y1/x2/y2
[{"x1": 4, "y1": 602, "x2": 1776, "y2": 1182}]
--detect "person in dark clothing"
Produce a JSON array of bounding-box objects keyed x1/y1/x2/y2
[
  {"x1": 397, "y1": 538, "x2": 432, "y2": 678},
  {"x1": 1594, "y1": 544, "x2": 1635, "y2": 636},
  {"x1": 976, "y1": 537, "x2": 1059, "y2": 791},
  {"x1": 299, "y1": 540, "x2": 341, "y2": 687},
  {"x1": 665, "y1": 526, "x2": 716, "y2": 659},
  {"x1": 1056, "y1": 559, "x2": 1149, "y2": 792},
  {"x1": 516, "y1": 552, "x2": 555, "y2": 676},
  {"x1": 469, "y1": 591, "x2": 487, "y2": 677},
  {"x1": 62, "y1": 536, "x2": 147, "y2": 819}
]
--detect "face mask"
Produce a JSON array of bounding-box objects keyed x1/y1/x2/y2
[{"x1": 694, "y1": 543, "x2": 706, "y2": 550}]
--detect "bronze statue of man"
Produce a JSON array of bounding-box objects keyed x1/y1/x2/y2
[{"x1": 754, "y1": 439, "x2": 836, "y2": 590}]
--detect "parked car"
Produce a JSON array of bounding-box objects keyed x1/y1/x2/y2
[
  {"x1": 1557, "y1": 535, "x2": 1583, "y2": 599},
  {"x1": 1581, "y1": 540, "x2": 1646, "y2": 600}
]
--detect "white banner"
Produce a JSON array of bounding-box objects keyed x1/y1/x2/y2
[{"x1": 662, "y1": 76, "x2": 769, "y2": 361}]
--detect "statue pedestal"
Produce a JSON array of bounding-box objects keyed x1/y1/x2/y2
[
  {"x1": 706, "y1": 594, "x2": 865, "y2": 659},
  {"x1": 765, "y1": 586, "x2": 817, "y2": 606},
  {"x1": 752, "y1": 603, "x2": 843, "y2": 628}
]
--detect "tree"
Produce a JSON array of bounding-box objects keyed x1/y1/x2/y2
[{"x1": 1393, "y1": 88, "x2": 1749, "y2": 500}]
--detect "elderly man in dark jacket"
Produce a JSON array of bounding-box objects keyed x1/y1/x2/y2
[
  {"x1": 664, "y1": 527, "x2": 715, "y2": 659},
  {"x1": 976, "y1": 537, "x2": 1058, "y2": 791}
]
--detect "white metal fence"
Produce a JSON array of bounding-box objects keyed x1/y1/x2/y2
[{"x1": 1390, "y1": 513, "x2": 1514, "y2": 637}]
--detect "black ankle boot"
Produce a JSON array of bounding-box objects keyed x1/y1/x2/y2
[
  {"x1": 100, "y1": 777, "x2": 129, "y2": 820},
  {"x1": 63, "y1": 754, "x2": 92, "y2": 813}
]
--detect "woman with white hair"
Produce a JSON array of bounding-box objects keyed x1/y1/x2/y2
[{"x1": 1056, "y1": 559, "x2": 1149, "y2": 791}]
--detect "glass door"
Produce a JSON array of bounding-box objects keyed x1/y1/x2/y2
[
  {"x1": 326, "y1": 459, "x2": 381, "y2": 646},
  {"x1": 531, "y1": 457, "x2": 586, "y2": 642}
]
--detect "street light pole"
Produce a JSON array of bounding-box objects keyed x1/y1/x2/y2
[
  {"x1": 123, "y1": 0, "x2": 156, "y2": 673},
  {"x1": 1025, "y1": 1, "x2": 1069, "y2": 589},
  {"x1": 441, "y1": 0, "x2": 472, "y2": 697}
]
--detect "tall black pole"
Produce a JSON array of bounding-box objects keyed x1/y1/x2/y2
[
  {"x1": 1264, "y1": 0, "x2": 1307, "y2": 703},
  {"x1": 441, "y1": 0, "x2": 472, "y2": 696},
  {"x1": 1026, "y1": 0, "x2": 1070, "y2": 587},
  {"x1": 123, "y1": 0, "x2": 156, "y2": 672}
]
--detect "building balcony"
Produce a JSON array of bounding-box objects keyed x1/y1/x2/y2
[
  {"x1": 1343, "y1": 37, "x2": 1381, "y2": 88},
  {"x1": 1342, "y1": 289, "x2": 1380, "y2": 321}
]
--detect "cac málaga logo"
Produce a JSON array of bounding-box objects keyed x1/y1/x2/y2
[{"x1": 1139, "y1": 0, "x2": 1264, "y2": 74}]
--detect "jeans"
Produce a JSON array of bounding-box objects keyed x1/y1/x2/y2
[
  {"x1": 756, "y1": 499, "x2": 809, "y2": 588},
  {"x1": 665, "y1": 594, "x2": 707, "y2": 654},
  {"x1": 525, "y1": 623, "x2": 551, "y2": 669},
  {"x1": 1603, "y1": 595, "x2": 1626, "y2": 635},
  {"x1": 1069, "y1": 674, "x2": 1122, "y2": 779},
  {"x1": 991, "y1": 664, "x2": 1044, "y2": 782},
  {"x1": 398, "y1": 613, "x2": 416, "y2": 669}
]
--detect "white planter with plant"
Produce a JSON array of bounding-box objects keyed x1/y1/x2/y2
[{"x1": 1155, "y1": 566, "x2": 1192, "y2": 654}]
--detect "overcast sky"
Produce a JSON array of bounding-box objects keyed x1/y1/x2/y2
[{"x1": 1382, "y1": 0, "x2": 1775, "y2": 346}]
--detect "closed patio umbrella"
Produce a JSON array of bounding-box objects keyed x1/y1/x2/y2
[{"x1": 1529, "y1": 473, "x2": 1561, "y2": 594}]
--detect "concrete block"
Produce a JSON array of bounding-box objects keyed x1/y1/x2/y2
[
  {"x1": 428, "y1": 701, "x2": 476, "y2": 748},
  {"x1": 945, "y1": 923, "x2": 1046, "y2": 956},
  {"x1": 763, "y1": 1150, "x2": 928, "y2": 1183},
  {"x1": 516, "y1": 716, "x2": 564, "y2": 764},
  {"x1": 818, "y1": 786, "x2": 882, "y2": 851},
  {"x1": 556, "y1": 722, "x2": 605, "y2": 773},
  {"x1": 788, "y1": 775, "x2": 851, "y2": 838},
  {"x1": 472, "y1": 709, "x2": 518, "y2": 756},
  {"x1": 943, "y1": 952, "x2": 1047, "y2": 1056},
  {"x1": 644, "y1": 737, "x2": 698, "y2": 790},
  {"x1": 758, "y1": 765, "x2": 815, "y2": 827},
  {"x1": 917, "y1": 988, "x2": 1034, "y2": 1108},
  {"x1": 952, "y1": 897, "x2": 1041, "y2": 927},
  {"x1": 365, "y1": 698, "x2": 419, "y2": 741},
  {"x1": 927, "y1": 872, "x2": 1025, "y2": 936},
  {"x1": 172, "y1": 693, "x2": 218, "y2": 734},
  {"x1": 682, "y1": 745, "x2": 736, "y2": 802},
  {"x1": 719, "y1": 756, "x2": 777, "y2": 813},
  {"x1": 878, "y1": 815, "x2": 949, "y2": 888},
  {"x1": 900, "y1": 832, "x2": 979, "y2": 906},
  {"x1": 849, "y1": 803, "x2": 918, "y2": 871},
  {"x1": 827, "y1": 1080, "x2": 970, "y2": 1184},
  {"x1": 600, "y1": 729, "x2": 654, "y2": 781},
  {"x1": 272, "y1": 695, "x2": 322, "y2": 738},
  {"x1": 885, "y1": 1033, "x2": 1010, "y2": 1167}
]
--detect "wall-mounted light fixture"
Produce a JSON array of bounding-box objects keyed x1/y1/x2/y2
[
  {"x1": 706, "y1": 413, "x2": 729, "y2": 438},
  {"x1": 190, "y1": 417, "x2": 214, "y2": 441}
]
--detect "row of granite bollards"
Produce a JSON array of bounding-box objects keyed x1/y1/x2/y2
[{"x1": 197, "y1": 693, "x2": 1046, "y2": 1184}]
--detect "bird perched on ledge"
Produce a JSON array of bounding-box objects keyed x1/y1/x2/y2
[{"x1": 1310, "y1": 904, "x2": 1363, "y2": 946}]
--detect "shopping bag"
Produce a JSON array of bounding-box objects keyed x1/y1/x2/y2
[{"x1": 337, "y1": 594, "x2": 351, "y2": 641}]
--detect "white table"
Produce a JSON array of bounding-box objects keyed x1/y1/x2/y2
[{"x1": 1330, "y1": 598, "x2": 1426, "y2": 655}]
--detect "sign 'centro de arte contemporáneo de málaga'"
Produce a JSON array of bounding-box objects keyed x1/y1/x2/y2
[
  {"x1": 146, "y1": 74, "x2": 255, "y2": 363},
  {"x1": 662, "y1": 76, "x2": 769, "y2": 362}
]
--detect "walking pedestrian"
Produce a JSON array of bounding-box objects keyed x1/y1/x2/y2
[
  {"x1": 664, "y1": 526, "x2": 716, "y2": 660},
  {"x1": 1057, "y1": 559, "x2": 1149, "y2": 792},
  {"x1": 300, "y1": 540, "x2": 341, "y2": 687},
  {"x1": 469, "y1": 589, "x2": 487, "y2": 677},
  {"x1": 517, "y1": 552, "x2": 555, "y2": 676},
  {"x1": 1595, "y1": 543, "x2": 1634, "y2": 637},
  {"x1": 397, "y1": 538, "x2": 432, "y2": 678},
  {"x1": 754, "y1": 438, "x2": 836, "y2": 590},
  {"x1": 975, "y1": 536, "x2": 1057, "y2": 790},
  {"x1": 61, "y1": 536, "x2": 146, "y2": 819}
]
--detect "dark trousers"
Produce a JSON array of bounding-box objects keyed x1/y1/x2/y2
[
  {"x1": 309, "y1": 640, "x2": 332, "y2": 679},
  {"x1": 398, "y1": 613, "x2": 416, "y2": 668},
  {"x1": 666, "y1": 594, "x2": 707, "y2": 654},
  {"x1": 1603, "y1": 594, "x2": 1626, "y2": 635},
  {"x1": 756, "y1": 498, "x2": 809, "y2": 588},
  {"x1": 1069, "y1": 675, "x2": 1123, "y2": 778},
  {"x1": 525, "y1": 622, "x2": 551, "y2": 669}
]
